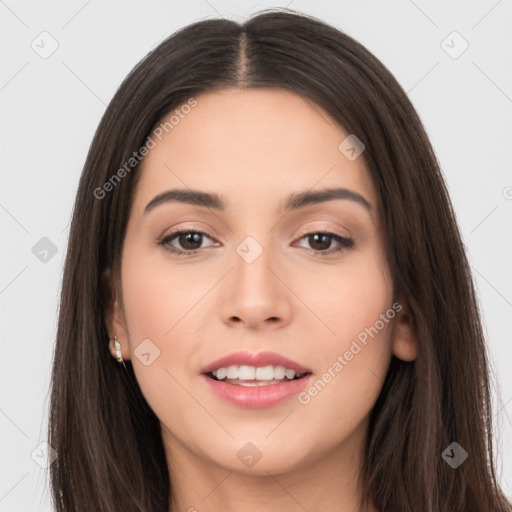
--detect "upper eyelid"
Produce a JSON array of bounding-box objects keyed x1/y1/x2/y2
[
  {"x1": 161, "y1": 228, "x2": 215, "y2": 242},
  {"x1": 161, "y1": 219, "x2": 351, "y2": 238}
]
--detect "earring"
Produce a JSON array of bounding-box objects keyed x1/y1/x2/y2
[{"x1": 113, "y1": 335, "x2": 126, "y2": 368}]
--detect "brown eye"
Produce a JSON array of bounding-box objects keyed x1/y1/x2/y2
[
  {"x1": 176, "y1": 232, "x2": 203, "y2": 250},
  {"x1": 297, "y1": 231, "x2": 354, "y2": 255},
  {"x1": 158, "y1": 230, "x2": 215, "y2": 255},
  {"x1": 307, "y1": 233, "x2": 333, "y2": 251}
]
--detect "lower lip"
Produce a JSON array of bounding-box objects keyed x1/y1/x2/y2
[{"x1": 201, "y1": 374, "x2": 312, "y2": 409}]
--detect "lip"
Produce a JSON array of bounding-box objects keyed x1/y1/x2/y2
[
  {"x1": 200, "y1": 350, "x2": 312, "y2": 375},
  {"x1": 200, "y1": 351, "x2": 313, "y2": 409},
  {"x1": 201, "y1": 373, "x2": 313, "y2": 409}
]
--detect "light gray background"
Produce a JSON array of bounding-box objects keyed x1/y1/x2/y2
[{"x1": 1, "y1": 0, "x2": 511, "y2": 509}]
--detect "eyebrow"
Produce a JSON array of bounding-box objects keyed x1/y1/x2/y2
[{"x1": 144, "y1": 187, "x2": 372, "y2": 214}]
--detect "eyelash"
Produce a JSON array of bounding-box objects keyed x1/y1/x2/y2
[{"x1": 157, "y1": 229, "x2": 354, "y2": 257}]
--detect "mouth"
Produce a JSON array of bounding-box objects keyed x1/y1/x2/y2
[
  {"x1": 200, "y1": 353, "x2": 313, "y2": 408},
  {"x1": 205, "y1": 365, "x2": 311, "y2": 387}
]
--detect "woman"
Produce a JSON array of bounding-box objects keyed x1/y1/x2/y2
[{"x1": 47, "y1": 9, "x2": 511, "y2": 511}]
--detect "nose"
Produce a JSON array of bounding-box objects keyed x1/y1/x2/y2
[{"x1": 219, "y1": 240, "x2": 293, "y2": 331}]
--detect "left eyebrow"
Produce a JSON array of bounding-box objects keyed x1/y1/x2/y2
[
  {"x1": 143, "y1": 187, "x2": 372, "y2": 215},
  {"x1": 284, "y1": 187, "x2": 372, "y2": 213}
]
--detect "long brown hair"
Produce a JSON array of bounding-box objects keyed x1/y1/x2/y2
[{"x1": 48, "y1": 9, "x2": 511, "y2": 511}]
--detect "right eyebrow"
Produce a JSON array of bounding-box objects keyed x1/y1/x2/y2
[{"x1": 144, "y1": 189, "x2": 225, "y2": 214}]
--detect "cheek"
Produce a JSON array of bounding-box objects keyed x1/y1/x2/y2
[
  {"x1": 299, "y1": 246, "x2": 393, "y2": 351},
  {"x1": 120, "y1": 241, "x2": 206, "y2": 341},
  {"x1": 293, "y1": 250, "x2": 394, "y2": 418},
  {"x1": 119, "y1": 244, "x2": 204, "y2": 409}
]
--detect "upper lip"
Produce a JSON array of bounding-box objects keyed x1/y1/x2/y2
[{"x1": 200, "y1": 351, "x2": 312, "y2": 375}]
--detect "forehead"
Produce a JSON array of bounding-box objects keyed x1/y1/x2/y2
[{"x1": 131, "y1": 88, "x2": 376, "y2": 215}]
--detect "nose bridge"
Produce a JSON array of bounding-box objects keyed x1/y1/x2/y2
[
  {"x1": 232, "y1": 233, "x2": 278, "y2": 297},
  {"x1": 219, "y1": 231, "x2": 292, "y2": 327}
]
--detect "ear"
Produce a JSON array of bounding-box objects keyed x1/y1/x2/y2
[
  {"x1": 391, "y1": 301, "x2": 418, "y2": 362},
  {"x1": 102, "y1": 268, "x2": 131, "y2": 361}
]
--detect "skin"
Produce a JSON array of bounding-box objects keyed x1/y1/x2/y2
[{"x1": 106, "y1": 88, "x2": 418, "y2": 512}]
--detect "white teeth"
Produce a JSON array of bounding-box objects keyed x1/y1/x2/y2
[
  {"x1": 284, "y1": 369, "x2": 296, "y2": 380},
  {"x1": 273, "y1": 366, "x2": 286, "y2": 379},
  {"x1": 226, "y1": 365, "x2": 238, "y2": 379},
  {"x1": 238, "y1": 365, "x2": 256, "y2": 380},
  {"x1": 255, "y1": 365, "x2": 274, "y2": 380},
  {"x1": 215, "y1": 367, "x2": 227, "y2": 380},
  {"x1": 210, "y1": 365, "x2": 303, "y2": 381}
]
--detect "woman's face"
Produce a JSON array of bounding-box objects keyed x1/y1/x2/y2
[{"x1": 109, "y1": 88, "x2": 416, "y2": 477}]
